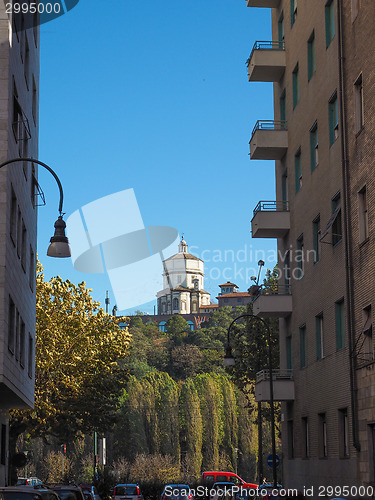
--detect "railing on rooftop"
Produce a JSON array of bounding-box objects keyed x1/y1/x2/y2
[
  {"x1": 251, "y1": 120, "x2": 288, "y2": 140},
  {"x1": 253, "y1": 200, "x2": 289, "y2": 216},
  {"x1": 246, "y1": 40, "x2": 286, "y2": 66}
]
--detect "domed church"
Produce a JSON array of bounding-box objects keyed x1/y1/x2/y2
[{"x1": 156, "y1": 237, "x2": 211, "y2": 315}]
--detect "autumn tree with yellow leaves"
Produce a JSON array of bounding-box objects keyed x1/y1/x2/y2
[{"x1": 10, "y1": 262, "x2": 131, "y2": 445}]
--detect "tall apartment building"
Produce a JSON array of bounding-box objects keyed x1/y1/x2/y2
[
  {"x1": 247, "y1": 0, "x2": 374, "y2": 490},
  {"x1": 0, "y1": 6, "x2": 39, "y2": 486}
]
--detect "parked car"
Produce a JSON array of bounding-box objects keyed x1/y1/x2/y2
[
  {"x1": 201, "y1": 473, "x2": 258, "y2": 490},
  {"x1": 160, "y1": 485, "x2": 193, "y2": 500},
  {"x1": 17, "y1": 479, "x2": 45, "y2": 487},
  {"x1": 78, "y1": 485, "x2": 101, "y2": 500},
  {"x1": 112, "y1": 484, "x2": 143, "y2": 500},
  {"x1": 0, "y1": 486, "x2": 44, "y2": 500},
  {"x1": 49, "y1": 485, "x2": 85, "y2": 500},
  {"x1": 209, "y1": 482, "x2": 236, "y2": 500},
  {"x1": 34, "y1": 488, "x2": 61, "y2": 500},
  {"x1": 258, "y1": 485, "x2": 284, "y2": 500}
]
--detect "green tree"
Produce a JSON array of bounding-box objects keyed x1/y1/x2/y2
[
  {"x1": 10, "y1": 262, "x2": 131, "y2": 444},
  {"x1": 180, "y1": 379, "x2": 203, "y2": 479}
]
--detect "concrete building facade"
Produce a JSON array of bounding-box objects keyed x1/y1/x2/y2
[
  {"x1": 0, "y1": 6, "x2": 39, "y2": 485},
  {"x1": 247, "y1": 0, "x2": 375, "y2": 491}
]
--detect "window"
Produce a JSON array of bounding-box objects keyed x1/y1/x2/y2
[
  {"x1": 351, "y1": 0, "x2": 361, "y2": 20},
  {"x1": 8, "y1": 296, "x2": 15, "y2": 354},
  {"x1": 319, "y1": 413, "x2": 328, "y2": 457},
  {"x1": 173, "y1": 298, "x2": 179, "y2": 310},
  {"x1": 358, "y1": 185, "x2": 368, "y2": 242},
  {"x1": 288, "y1": 420, "x2": 294, "y2": 458},
  {"x1": 290, "y1": 0, "x2": 297, "y2": 27},
  {"x1": 21, "y1": 221, "x2": 27, "y2": 272},
  {"x1": 354, "y1": 74, "x2": 364, "y2": 133},
  {"x1": 20, "y1": 319, "x2": 25, "y2": 368},
  {"x1": 310, "y1": 122, "x2": 319, "y2": 171},
  {"x1": 329, "y1": 92, "x2": 339, "y2": 145},
  {"x1": 17, "y1": 208, "x2": 22, "y2": 258},
  {"x1": 316, "y1": 314, "x2": 324, "y2": 360},
  {"x1": 332, "y1": 192, "x2": 342, "y2": 245},
  {"x1": 280, "y1": 90, "x2": 286, "y2": 122},
  {"x1": 339, "y1": 408, "x2": 349, "y2": 457},
  {"x1": 0, "y1": 425, "x2": 6, "y2": 465},
  {"x1": 10, "y1": 186, "x2": 17, "y2": 246},
  {"x1": 308, "y1": 31, "x2": 316, "y2": 80},
  {"x1": 325, "y1": 0, "x2": 335, "y2": 47},
  {"x1": 313, "y1": 215, "x2": 321, "y2": 263},
  {"x1": 295, "y1": 149, "x2": 302, "y2": 193},
  {"x1": 278, "y1": 11, "x2": 284, "y2": 45},
  {"x1": 293, "y1": 64, "x2": 300, "y2": 108},
  {"x1": 302, "y1": 417, "x2": 309, "y2": 458},
  {"x1": 24, "y1": 38, "x2": 30, "y2": 89},
  {"x1": 335, "y1": 298, "x2": 345, "y2": 350},
  {"x1": 28, "y1": 334, "x2": 33, "y2": 378},
  {"x1": 159, "y1": 321, "x2": 167, "y2": 332},
  {"x1": 286, "y1": 336, "x2": 292, "y2": 369},
  {"x1": 361, "y1": 305, "x2": 373, "y2": 362},
  {"x1": 299, "y1": 324, "x2": 306, "y2": 368},
  {"x1": 15, "y1": 310, "x2": 20, "y2": 361},
  {"x1": 32, "y1": 76, "x2": 37, "y2": 125},
  {"x1": 29, "y1": 246, "x2": 35, "y2": 291},
  {"x1": 296, "y1": 234, "x2": 304, "y2": 279},
  {"x1": 282, "y1": 171, "x2": 288, "y2": 210}
]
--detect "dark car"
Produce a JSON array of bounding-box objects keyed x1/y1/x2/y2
[
  {"x1": 112, "y1": 485, "x2": 143, "y2": 500},
  {"x1": 160, "y1": 485, "x2": 193, "y2": 500},
  {"x1": 35, "y1": 489, "x2": 60, "y2": 500},
  {"x1": 78, "y1": 486, "x2": 100, "y2": 500},
  {"x1": 0, "y1": 486, "x2": 44, "y2": 500},
  {"x1": 209, "y1": 483, "x2": 236, "y2": 500},
  {"x1": 49, "y1": 486, "x2": 85, "y2": 500}
]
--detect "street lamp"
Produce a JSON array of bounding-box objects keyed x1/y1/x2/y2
[
  {"x1": 0, "y1": 157, "x2": 70, "y2": 257},
  {"x1": 223, "y1": 314, "x2": 277, "y2": 488}
]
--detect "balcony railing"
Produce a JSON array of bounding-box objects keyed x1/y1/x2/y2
[
  {"x1": 251, "y1": 200, "x2": 290, "y2": 238},
  {"x1": 247, "y1": 40, "x2": 285, "y2": 66},
  {"x1": 251, "y1": 120, "x2": 287, "y2": 139},
  {"x1": 252, "y1": 284, "x2": 292, "y2": 318},
  {"x1": 253, "y1": 200, "x2": 289, "y2": 216},
  {"x1": 247, "y1": 41, "x2": 286, "y2": 82}
]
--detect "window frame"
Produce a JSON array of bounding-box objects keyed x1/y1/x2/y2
[
  {"x1": 325, "y1": 0, "x2": 336, "y2": 47},
  {"x1": 293, "y1": 63, "x2": 300, "y2": 108},
  {"x1": 308, "y1": 31, "x2": 316, "y2": 81},
  {"x1": 335, "y1": 298, "x2": 345, "y2": 350}
]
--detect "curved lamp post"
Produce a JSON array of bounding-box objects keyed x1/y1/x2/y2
[
  {"x1": 0, "y1": 157, "x2": 70, "y2": 257},
  {"x1": 223, "y1": 313, "x2": 277, "y2": 488}
]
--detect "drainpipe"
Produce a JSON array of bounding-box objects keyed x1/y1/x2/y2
[{"x1": 337, "y1": 0, "x2": 360, "y2": 452}]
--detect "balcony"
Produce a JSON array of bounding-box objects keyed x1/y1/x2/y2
[
  {"x1": 252, "y1": 284, "x2": 292, "y2": 318},
  {"x1": 251, "y1": 201, "x2": 290, "y2": 238},
  {"x1": 255, "y1": 369, "x2": 295, "y2": 402},
  {"x1": 249, "y1": 120, "x2": 288, "y2": 160},
  {"x1": 247, "y1": 41, "x2": 286, "y2": 82},
  {"x1": 246, "y1": 0, "x2": 281, "y2": 7}
]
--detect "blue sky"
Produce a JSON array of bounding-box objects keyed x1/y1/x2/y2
[{"x1": 37, "y1": 0, "x2": 276, "y2": 314}]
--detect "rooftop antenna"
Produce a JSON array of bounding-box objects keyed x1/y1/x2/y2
[{"x1": 105, "y1": 290, "x2": 110, "y2": 314}]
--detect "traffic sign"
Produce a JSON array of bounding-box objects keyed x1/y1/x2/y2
[{"x1": 267, "y1": 454, "x2": 280, "y2": 468}]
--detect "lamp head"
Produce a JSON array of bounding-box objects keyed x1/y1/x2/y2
[
  {"x1": 258, "y1": 259, "x2": 265, "y2": 267},
  {"x1": 251, "y1": 276, "x2": 257, "y2": 282},
  {"x1": 223, "y1": 345, "x2": 235, "y2": 367},
  {"x1": 47, "y1": 215, "x2": 71, "y2": 258}
]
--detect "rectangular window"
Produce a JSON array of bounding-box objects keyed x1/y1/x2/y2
[
  {"x1": 290, "y1": 0, "x2": 297, "y2": 27},
  {"x1": 24, "y1": 37, "x2": 30, "y2": 89},
  {"x1": 29, "y1": 246, "x2": 35, "y2": 291},
  {"x1": 10, "y1": 186, "x2": 17, "y2": 246},
  {"x1": 316, "y1": 314, "x2": 324, "y2": 360},
  {"x1": 286, "y1": 335, "x2": 292, "y2": 369},
  {"x1": 15, "y1": 310, "x2": 20, "y2": 361},
  {"x1": 297, "y1": 234, "x2": 304, "y2": 279},
  {"x1": 313, "y1": 215, "x2": 321, "y2": 263},
  {"x1": 32, "y1": 76, "x2": 37, "y2": 125},
  {"x1": 21, "y1": 220, "x2": 27, "y2": 272},
  {"x1": 362, "y1": 305, "x2": 373, "y2": 363},
  {"x1": 332, "y1": 192, "x2": 342, "y2": 245},
  {"x1": 329, "y1": 92, "x2": 339, "y2": 145},
  {"x1": 295, "y1": 149, "x2": 302, "y2": 193},
  {"x1": 325, "y1": 0, "x2": 335, "y2": 47},
  {"x1": 282, "y1": 171, "x2": 288, "y2": 210},
  {"x1": 280, "y1": 90, "x2": 286, "y2": 122},
  {"x1": 308, "y1": 31, "x2": 316, "y2": 80},
  {"x1": 354, "y1": 74, "x2": 364, "y2": 133},
  {"x1": 302, "y1": 417, "x2": 309, "y2": 458},
  {"x1": 300, "y1": 324, "x2": 306, "y2": 368},
  {"x1": 288, "y1": 420, "x2": 294, "y2": 458},
  {"x1": 335, "y1": 298, "x2": 345, "y2": 350},
  {"x1": 8, "y1": 296, "x2": 15, "y2": 354},
  {"x1": 293, "y1": 64, "x2": 300, "y2": 108},
  {"x1": 358, "y1": 185, "x2": 368, "y2": 242},
  {"x1": 310, "y1": 122, "x2": 319, "y2": 171},
  {"x1": 20, "y1": 319, "x2": 25, "y2": 368},
  {"x1": 28, "y1": 334, "x2": 33, "y2": 378},
  {"x1": 17, "y1": 208, "x2": 22, "y2": 258},
  {"x1": 319, "y1": 413, "x2": 328, "y2": 457},
  {"x1": 278, "y1": 11, "x2": 284, "y2": 45},
  {"x1": 339, "y1": 408, "x2": 349, "y2": 457}
]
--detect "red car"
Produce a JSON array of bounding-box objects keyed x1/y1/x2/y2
[{"x1": 201, "y1": 472, "x2": 258, "y2": 490}]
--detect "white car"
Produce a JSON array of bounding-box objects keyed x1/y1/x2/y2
[{"x1": 112, "y1": 484, "x2": 143, "y2": 500}]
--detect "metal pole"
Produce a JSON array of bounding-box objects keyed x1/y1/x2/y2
[
  {"x1": 257, "y1": 402, "x2": 263, "y2": 484},
  {"x1": 0, "y1": 157, "x2": 65, "y2": 214}
]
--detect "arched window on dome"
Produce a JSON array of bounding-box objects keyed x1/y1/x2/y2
[
  {"x1": 159, "y1": 321, "x2": 167, "y2": 332},
  {"x1": 187, "y1": 321, "x2": 194, "y2": 331},
  {"x1": 173, "y1": 298, "x2": 179, "y2": 311}
]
